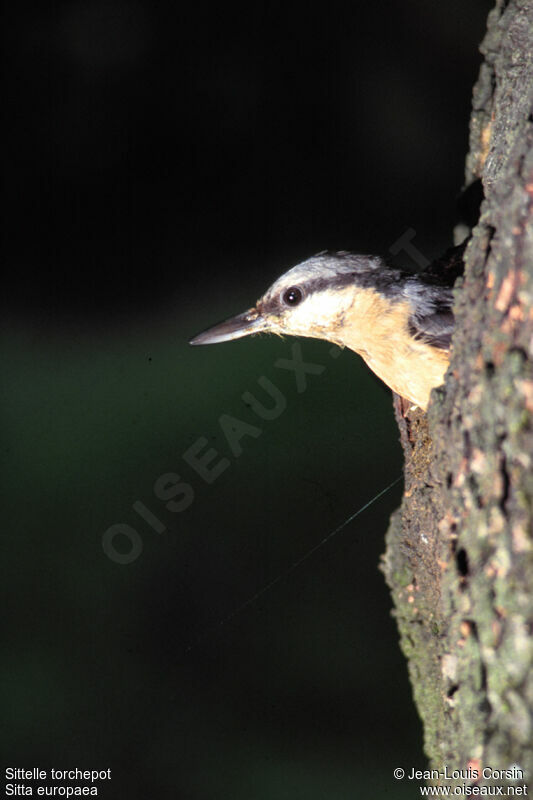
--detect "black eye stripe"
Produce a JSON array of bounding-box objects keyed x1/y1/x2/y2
[{"x1": 282, "y1": 286, "x2": 303, "y2": 306}]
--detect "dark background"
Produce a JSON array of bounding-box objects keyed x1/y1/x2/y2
[{"x1": 3, "y1": 2, "x2": 491, "y2": 797}]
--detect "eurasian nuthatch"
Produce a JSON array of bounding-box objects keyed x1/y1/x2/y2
[{"x1": 190, "y1": 251, "x2": 459, "y2": 410}]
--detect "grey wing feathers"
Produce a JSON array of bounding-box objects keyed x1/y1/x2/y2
[
  {"x1": 409, "y1": 308, "x2": 455, "y2": 350},
  {"x1": 404, "y1": 281, "x2": 455, "y2": 351},
  {"x1": 401, "y1": 241, "x2": 464, "y2": 350}
]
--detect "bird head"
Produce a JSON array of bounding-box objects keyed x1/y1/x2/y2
[{"x1": 189, "y1": 252, "x2": 386, "y2": 348}]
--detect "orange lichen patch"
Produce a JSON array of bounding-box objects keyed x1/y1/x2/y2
[
  {"x1": 470, "y1": 448, "x2": 486, "y2": 474},
  {"x1": 454, "y1": 472, "x2": 465, "y2": 489},
  {"x1": 516, "y1": 378, "x2": 533, "y2": 412},
  {"x1": 489, "y1": 340, "x2": 508, "y2": 366},
  {"x1": 495, "y1": 270, "x2": 520, "y2": 312},
  {"x1": 441, "y1": 653, "x2": 458, "y2": 681},
  {"x1": 453, "y1": 457, "x2": 469, "y2": 488},
  {"x1": 525, "y1": 181, "x2": 533, "y2": 197},
  {"x1": 509, "y1": 303, "x2": 525, "y2": 321},
  {"x1": 468, "y1": 759, "x2": 482, "y2": 783},
  {"x1": 491, "y1": 619, "x2": 502, "y2": 643},
  {"x1": 467, "y1": 383, "x2": 484, "y2": 405},
  {"x1": 512, "y1": 522, "x2": 532, "y2": 553},
  {"x1": 445, "y1": 694, "x2": 457, "y2": 708},
  {"x1": 437, "y1": 559, "x2": 449, "y2": 572},
  {"x1": 460, "y1": 621, "x2": 473, "y2": 638},
  {"x1": 438, "y1": 511, "x2": 458, "y2": 534},
  {"x1": 487, "y1": 507, "x2": 505, "y2": 535},
  {"x1": 475, "y1": 352, "x2": 485, "y2": 370},
  {"x1": 493, "y1": 559, "x2": 509, "y2": 578},
  {"x1": 485, "y1": 563, "x2": 497, "y2": 578},
  {"x1": 501, "y1": 302, "x2": 525, "y2": 335},
  {"x1": 478, "y1": 119, "x2": 493, "y2": 171},
  {"x1": 500, "y1": 317, "x2": 513, "y2": 335},
  {"x1": 486, "y1": 271, "x2": 495, "y2": 290},
  {"x1": 492, "y1": 469, "x2": 506, "y2": 500}
]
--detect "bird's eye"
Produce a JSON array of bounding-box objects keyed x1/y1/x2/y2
[{"x1": 282, "y1": 286, "x2": 303, "y2": 306}]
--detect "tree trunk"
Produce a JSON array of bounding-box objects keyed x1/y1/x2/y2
[{"x1": 381, "y1": 0, "x2": 533, "y2": 788}]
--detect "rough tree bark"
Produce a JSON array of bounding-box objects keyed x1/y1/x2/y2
[{"x1": 381, "y1": 0, "x2": 533, "y2": 789}]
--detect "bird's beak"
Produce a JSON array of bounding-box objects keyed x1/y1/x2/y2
[{"x1": 189, "y1": 308, "x2": 268, "y2": 345}]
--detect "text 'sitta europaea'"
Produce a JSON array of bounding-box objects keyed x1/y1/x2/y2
[{"x1": 190, "y1": 251, "x2": 460, "y2": 411}]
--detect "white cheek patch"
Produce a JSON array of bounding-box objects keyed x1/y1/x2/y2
[{"x1": 285, "y1": 289, "x2": 353, "y2": 333}]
